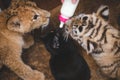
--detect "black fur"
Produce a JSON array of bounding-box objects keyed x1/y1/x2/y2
[{"x1": 42, "y1": 28, "x2": 91, "y2": 80}]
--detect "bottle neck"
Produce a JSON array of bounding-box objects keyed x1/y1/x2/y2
[
  {"x1": 59, "y1": 14, "x2": 69, "y2": 23},
  {"x1": 59, "y1": 21, "x2": 64, "y2": 28}
]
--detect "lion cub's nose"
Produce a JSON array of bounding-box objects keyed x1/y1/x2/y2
[
  {"x1": 42, "y1": 10, "x2": 51, "y2": 18},
  {"x1": 45, "y1": 11, "x2": 51, "y2": 18},
  {"x1": 39, "y1": 9, "x2": 51, "y2": 18}
]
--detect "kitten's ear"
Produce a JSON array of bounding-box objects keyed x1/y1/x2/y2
[
  {"x1": 7, "y1": 16, "x2": 22, "y2": 32},
  {"x1": 96, "y1": 5, "x2": 109, "y2": 21}
]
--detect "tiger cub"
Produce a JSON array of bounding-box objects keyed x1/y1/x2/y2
[{"x1": 64, "y1": 5, "x2": 120, "y2": 79}]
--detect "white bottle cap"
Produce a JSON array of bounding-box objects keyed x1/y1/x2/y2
[{"x1": 59, "y1": 21, "x2": 64, "y2": 28}]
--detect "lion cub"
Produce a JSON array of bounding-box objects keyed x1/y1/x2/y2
[{"x1": 0, "y1": 0, "x2": 50, "y2": 80}]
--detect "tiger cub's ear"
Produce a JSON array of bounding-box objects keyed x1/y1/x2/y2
[{"x1": 96, "y1": 5, "x2": 109, "y2": 21}]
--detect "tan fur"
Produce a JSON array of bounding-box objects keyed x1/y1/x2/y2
[{"x1": 0, "y1": 0, "x2": 50, "y2": 80}]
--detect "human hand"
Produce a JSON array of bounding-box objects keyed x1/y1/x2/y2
[{"x1": 61, "y1": 0, "x2": 77, "y2": 4}]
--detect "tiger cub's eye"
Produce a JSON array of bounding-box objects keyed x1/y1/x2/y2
[
  {"x1": 83, "y1": 16, "x2": 88, "y2": 21},
  {"x1": 73, "y1": 25, "x2": 78, "y2": 28}
]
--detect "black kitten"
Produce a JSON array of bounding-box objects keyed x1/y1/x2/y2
[{"x1": 42, "y1": 28, "x2": 91, "y2": 80}]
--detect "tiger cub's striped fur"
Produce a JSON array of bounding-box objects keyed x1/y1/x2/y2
[{"x1": 64, "y1": 5, "x2": 120, "y2": 79}]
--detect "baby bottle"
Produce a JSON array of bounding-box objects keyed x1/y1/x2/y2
[{"x1": 59, "y1": 0, "x2": 79, "y2": 28}]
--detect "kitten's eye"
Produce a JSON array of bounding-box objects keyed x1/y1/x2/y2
[
  {"x1": 79, "y1": 26, "x2": 83, "y2": 32},
  {"x1": 33, "y1": 15, "x2": 39, "y2": 20}
]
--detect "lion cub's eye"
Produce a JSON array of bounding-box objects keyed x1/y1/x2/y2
[{"x1": 33, "y1": 15, "x2": 39, "y2": 21}]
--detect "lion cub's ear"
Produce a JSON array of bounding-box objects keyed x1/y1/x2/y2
[{"x1": 7, "y1": 16, "x2": 22, "y2": 32}]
